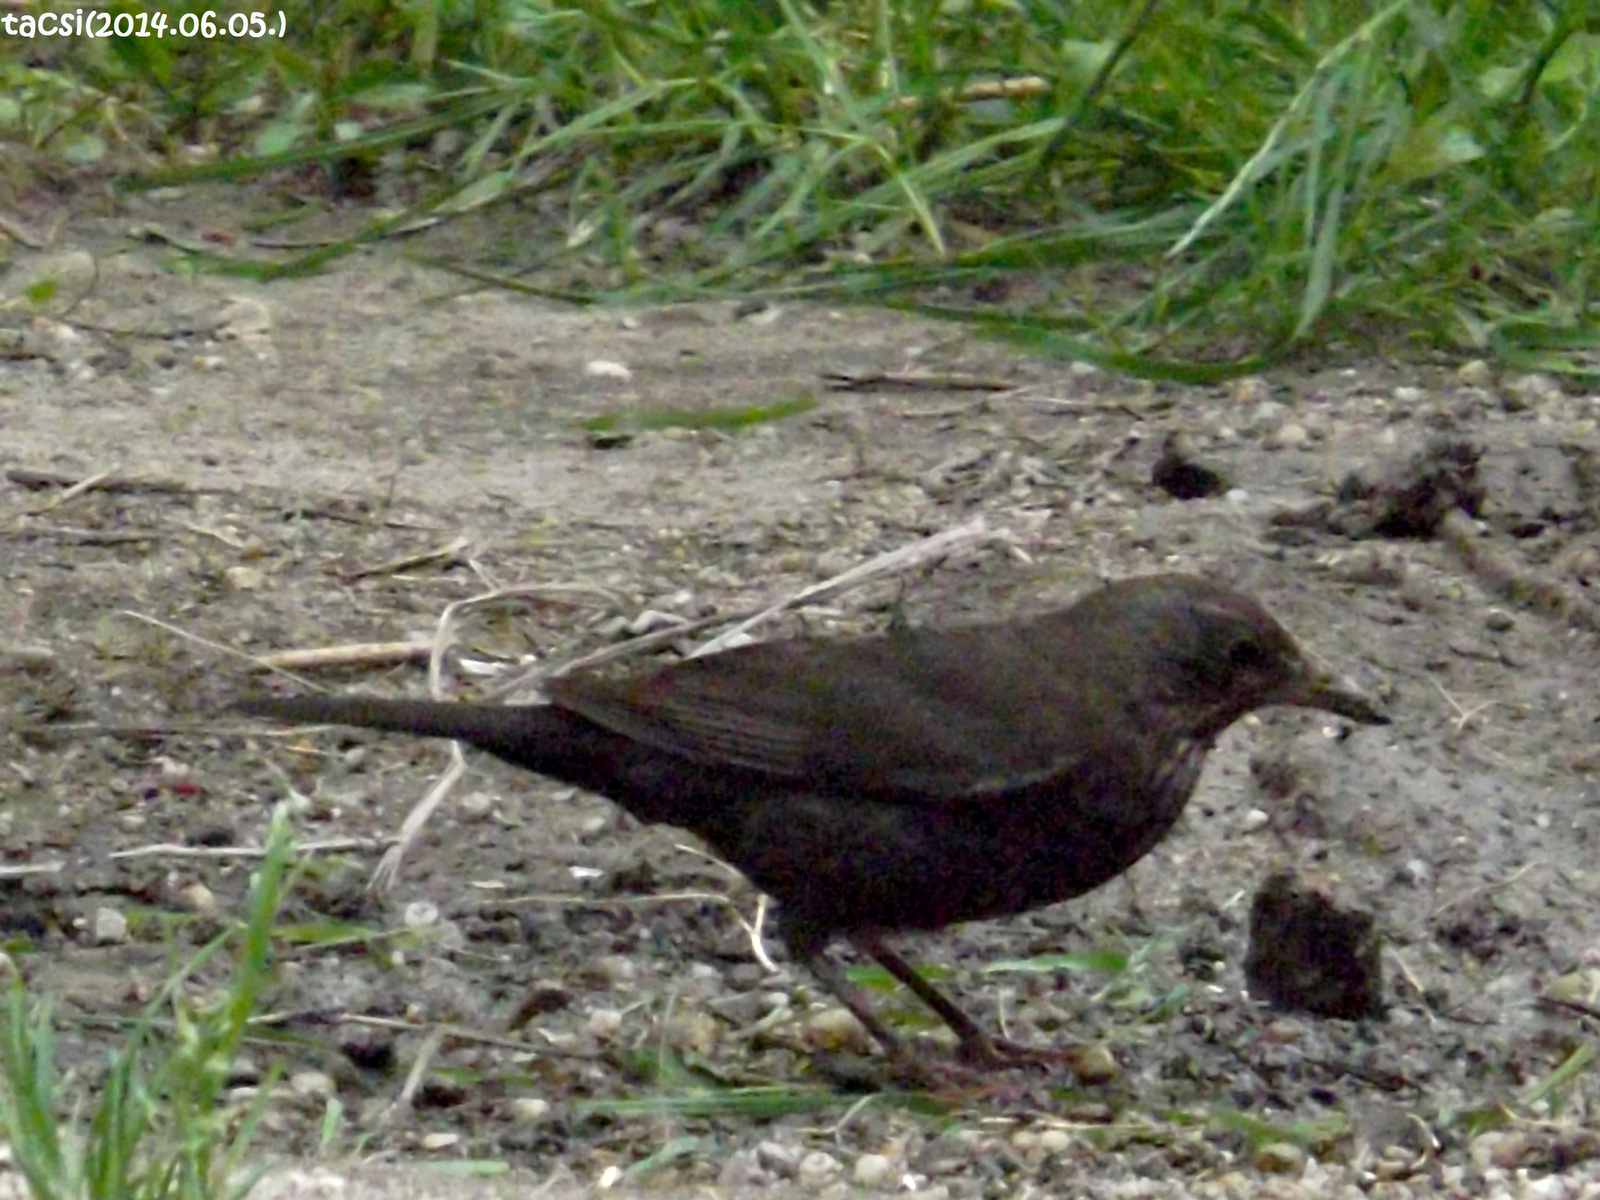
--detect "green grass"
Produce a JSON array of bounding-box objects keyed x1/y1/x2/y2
[
  {"x1": 0, "y1": 807, "x2": 298, "y2": 1200},
  {"x1": 5, "y1": 1, "x2": 1598, "y2": 374}
]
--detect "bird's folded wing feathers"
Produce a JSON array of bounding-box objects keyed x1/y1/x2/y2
[{"x1": 548, "y1": 625, "x2": 1113, "y2": 801}]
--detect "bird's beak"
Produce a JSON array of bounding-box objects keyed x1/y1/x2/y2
[{"x1": 1285, "y1": 664, "x2": 1389, "y2": 725}]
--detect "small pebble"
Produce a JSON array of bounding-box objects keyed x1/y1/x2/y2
[
  {"x1": 1368, "y1": 1181, "x2": 1417, "y2": 1200},
  {"x1": 289, "y1": 1071, "x2": 336, "y2": 1100},
  {"x1": 593, "y1": 954, "x2": 637, "y2": 987},
  {"x1": 1469, "y1": 1129, "x2": 1532, "y2": 1170},
  {"x1": 1503, "y1": 372, "x2": 1561, "y2": 412},
  {"x1": 1372, "y1": 1144, "x2": 1423, "y2": 1180},
  {"x1": 1066, "y1": 1043, "x2": 1120, "y2": 1083},
  {"x1": 814, "y1": 549, "x2": 857, "y2": 579},
  {"x1": 1232, "y1": 377, "x2": 1271, "y2": 404},
  {"x1": 1252, "y1": 1141, "x2": 1306, "y2": 1174},
  {"x1": 718, "y1": 1149, "x2": 767, "y2": 1188},
  {"x1": 402, "y1": 901, "x2": 439, "y2": 930},
  {"x1": 705, "y1": 990, "x2": 772, "y2": 1026},
  {"x1": 587, "y1": 1008, "x2": 624, "y2": 1039},
  {"x1": 511, "y1": 1097, "x2": 551, "y2": 1123},
  {"x1": 457, "y1": 791, "x2": 494, "y2": 820},
  {"x1": 223, "y1": 566, "x2": 265, "y2": 592},
  {"x1": 803, "y1": 1006, "x2": 871, "y2": 1053},
  {"x1": 853, "y1": 1153, "x2": 896, "y2": 1189},
  {"x1": 180, "y1": 883, "x2": 217, "y2": 914},
  {"x1": 1485, "y1": 608, "x2": 1515, "y2": 632},
  {"x1": 154, "y1": 755, "x2": 189, "y2": 781},
  {"x1": 93, "y1": 907, "x2": 129, "y2": 945},
  {"x1": 1261, "y1": 1018, "x2": 1307, "y2": 1043},
  {"x1": 757, "y1": 1141, "x2": 800, "y2": 1178},
  {"x1": 1037, "y1": 1128, "x2": 1073, "y2": 1154},
  {"x1": 1396, "y1": 858, "x2": 1432, "y2": 887},
  {"x1": 1265, "y1": 422, "x2": 1309, "y2": 450},
  {"x1": 663, "y1": 1010, "x2": 720, "y2": 1055},
  {"x1": 419, "y1": 1132, "x2": 459, "y2": 1151},
  {"x1": 797, "y1": 1150, "x2": 842, "y2": 1186},
  {"x1": 583, "y1": 359, "x2": 632, "y2": 380},
  {"x1": 1543, "y1": 969, "x2": 1600, "y2": 1005},
  {"x1": 1247, "y1": 399, "x2": 1286, "y2": 434}
]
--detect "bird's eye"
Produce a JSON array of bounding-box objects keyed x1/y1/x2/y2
[{"x1": 1228, "y1": 638, "x2": 1270, "y2": 670}]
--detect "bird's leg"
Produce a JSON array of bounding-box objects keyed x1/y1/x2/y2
[
  {"x1": 853, "y1": 934, "x2": 1003, "y2": 1064},
  {"x1": 856, "y1": 934, "x2": 1082, "y2": 1070},
  {"x1": 799, "y1": 949, "x2": 909, "y2": 1064}
]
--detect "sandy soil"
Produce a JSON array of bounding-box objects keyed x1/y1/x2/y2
[{"x1": 3, "y1": 185, "x2": 1600, "y2": 1198}]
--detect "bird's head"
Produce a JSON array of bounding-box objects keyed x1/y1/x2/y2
[{"x1": 1090, "y1": 575, "x2": 1387, "y2": 737}]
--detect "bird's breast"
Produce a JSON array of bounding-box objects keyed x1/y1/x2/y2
[{"x1": 727, "y1": 736, "x2": 1213, "y2": 939}]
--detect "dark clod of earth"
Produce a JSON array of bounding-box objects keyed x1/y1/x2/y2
[
  {"x1": 1152, "y1": 432, "x2": 1230, "y2": 500},
  {"x1": 1330, "y1": 437, "x2": 1485, "y2": 539},
  {"x1": 1245, "y1": 868, "x2": 1384, "y2": 1020}
]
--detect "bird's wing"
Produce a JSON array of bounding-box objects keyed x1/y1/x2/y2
[{"x1": 548, "y1": 620, "x2": 1120, "y2": 801}]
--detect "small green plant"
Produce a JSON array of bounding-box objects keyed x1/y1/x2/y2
[{"x1": 0, "y1": 806, "x2": 298, "y2": 1200}]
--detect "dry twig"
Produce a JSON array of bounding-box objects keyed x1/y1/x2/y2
[
  {"x1": 6, "y1": 468, "x2": 197, "y2": 496},
  {"x1": 339, "y1": 536, "x2": 473, "y2": 583},
  {"x1": 24, "y1": 467, "x2": 115, "y2": 516},
  {"x1": 256, "y1": 640, "x2": 432, "y2": 672}
]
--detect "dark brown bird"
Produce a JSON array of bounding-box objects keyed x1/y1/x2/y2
[{"x1": 236, "y1": 574, "x2": 1385, "y2": 1071}]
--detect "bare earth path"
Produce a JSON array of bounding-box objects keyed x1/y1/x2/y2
[{"x1": 4, "y1": 190, "x2": 1600, "y2": 1199}]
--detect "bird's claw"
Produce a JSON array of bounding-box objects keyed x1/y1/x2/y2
[{"x1": 958, "y1": 1034, "x2": 1092, "y2": 1074}]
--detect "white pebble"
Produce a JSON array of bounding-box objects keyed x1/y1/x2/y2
[
  {"x1": 289, "y1": 1070, "x2": 336, "y2": 1100},
  {"x1": 853, "y1": 1154, "x2": 895, "y2": 1189},
  {"x1": 402, "y1": 901, "x2": 439, "y2": 930},
  {"x1": 511, "y1": 1097, "x2": 550, "y2": 1123},
  {"x1": 797, "y1": 1150, "x2": 842, "y2": 1186},
  {"x1": 93, "y1": 907, "x2": 128, "y2": 945},
  {"x1": 1037, "y1": 1128, "x2": 1073, "y2": 1154}
]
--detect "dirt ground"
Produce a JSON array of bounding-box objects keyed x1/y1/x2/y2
[{"x1": 5, "y1": 185, "x2": 1600, "y2": 1198}]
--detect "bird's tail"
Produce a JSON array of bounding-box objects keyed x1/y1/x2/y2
[{"x1": 234, "y1": 694, "x2": 554, "y2": 760}]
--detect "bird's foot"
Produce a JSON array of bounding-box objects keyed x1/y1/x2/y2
[
  {"x1": 957, "y1": 1033, "x2": 1100, "y2": 1075},
  {"x1": 812, "y1": 1037, "x2": 1102, "y2": 1096}
]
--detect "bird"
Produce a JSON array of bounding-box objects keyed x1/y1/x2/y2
[{"x1": 235, "y1": 574, "x2": 1386, "y2": 1073}]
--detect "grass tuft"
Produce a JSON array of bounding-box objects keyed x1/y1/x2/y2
[{"x1": 0, "y1": 806, "x2": 298, "y2": 1200}]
